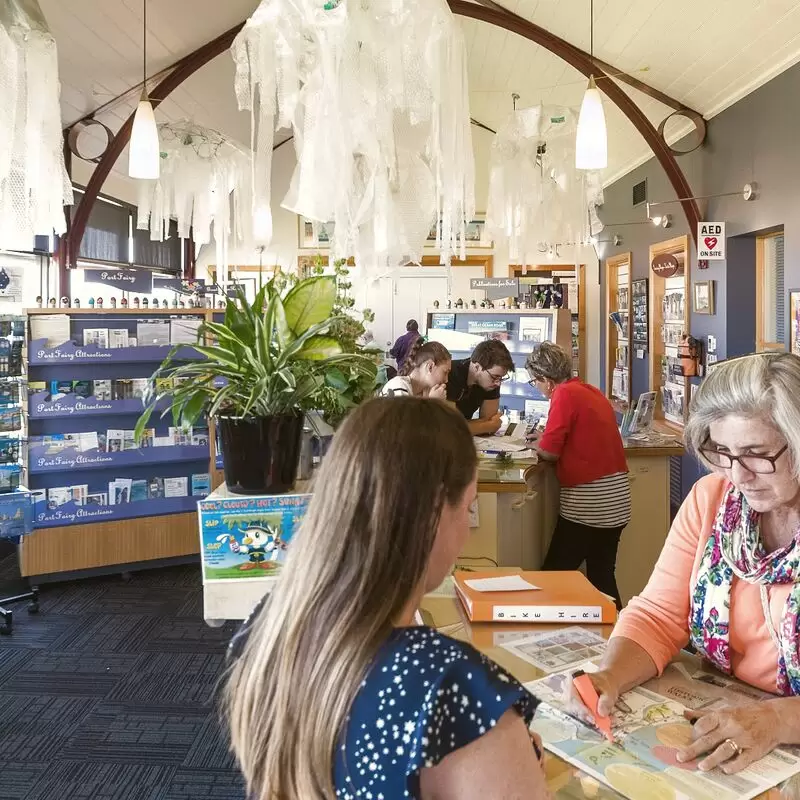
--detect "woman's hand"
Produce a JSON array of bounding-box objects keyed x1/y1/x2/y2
[
  {"x1": 564, "y1": 669, "x2": 621, "y2": 723},
  {"x1": 677, "y1": 702, "x2": 783, "y2": 773},
  {"x1": 428, "y1": 383, "x2": 448, "y2": 401}
]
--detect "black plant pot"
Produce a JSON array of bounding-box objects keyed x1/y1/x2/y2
[{"x1": 218, "y1": 413, "x2": 304, "y2": 495}]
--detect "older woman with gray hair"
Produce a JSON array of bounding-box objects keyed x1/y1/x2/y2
[
  {"x1": 570, "y1": 352, "x2": 800, "y2": 775},
  {"x1": 525, "y1": 341, "x2": 631, "y2": 608}
]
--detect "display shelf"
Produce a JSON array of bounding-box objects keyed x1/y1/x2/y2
[
  {"x1": 648, "y1": 236, "x2": 690, "y2": 428},
  {"x1": 605, "y1": 253, "x2": 632, "y2": 409},
  {"x1": 28, "y1": 444, "x2": 209, "y2": 474},
  {"x1": 33, "y1": 495, "x2": 201, "y2": 528},
  {"x1": 27, "y1": 391, "x2": 169, "y2": 419},
  {"x1": 28, "y1": 339, "x2": 202, "y2": 365}
]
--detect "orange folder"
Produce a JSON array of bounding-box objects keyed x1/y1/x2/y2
[{"x1": 453, "y1": 569, "x2": 618, "y2": 625}]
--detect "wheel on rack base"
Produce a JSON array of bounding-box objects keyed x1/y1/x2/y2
[
  {"x1": 27, "y1": 602, "x2": 39, "y2": 614},
  {"x1": 205, "y1": 618, "x2": 226, "y2": 629},
  {"x1": 0, "y1": 623, "x2": 11, "y2": 635}
]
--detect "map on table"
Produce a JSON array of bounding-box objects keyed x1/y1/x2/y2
[
  {"x1": 527, "y1": 662, "x2": 800, "y2": 800},
  {"x1": 501, "y1": 626, "x2": 606, "y2": 674}
]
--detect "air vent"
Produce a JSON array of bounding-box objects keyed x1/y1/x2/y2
[{"x1": 632, "y1": 179, "x2": 647, "y2": 207}]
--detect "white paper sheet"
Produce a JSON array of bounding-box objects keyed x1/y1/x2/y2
[{"x1": 465, "y1": 575, "x2": 540, "y2": 592}]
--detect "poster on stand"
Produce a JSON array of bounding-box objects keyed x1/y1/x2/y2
[{"x1": 198, "y1": 493, "x2": 311, "y2": 581}]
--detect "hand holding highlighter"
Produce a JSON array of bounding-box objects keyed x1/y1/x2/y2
[{"x1": 571, "y1": 670, "x2": 614, "y2": 742}]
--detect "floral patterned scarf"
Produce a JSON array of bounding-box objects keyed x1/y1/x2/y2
[{"x1": 689, "y1": 482, "x2": 800, "y2": 696}]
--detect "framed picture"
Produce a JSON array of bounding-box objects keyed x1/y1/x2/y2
[
  {"x1": 692, "y1": 280, "x2": 715, "y2": 315},
  {"x1": 790, "y1": 289, "x2": 800, "y2": 356},
  {"x1": 426, "y1": 214, "x2": 492, "y2": 249},
  {"x1": 298, "y1": 216, "x2": 335, "y2": 249}
]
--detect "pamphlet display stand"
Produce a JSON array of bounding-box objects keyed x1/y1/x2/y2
[{"x1": 21, "y1": 308, "x2": 215, "y2": 580}]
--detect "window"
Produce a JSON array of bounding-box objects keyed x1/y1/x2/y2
[{"x1": 756, "y1": 231, "x2": 785, "y2": 351}]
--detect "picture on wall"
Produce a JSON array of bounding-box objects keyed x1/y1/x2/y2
[
  {"x1": 298, "y1": 217, "x2": 335, "y2": 249},
  {"x1": 692, "y1": 280, "x2": 716, "y2": 315},
  {"x1": 790, "y1": 290, "x2": 800, "y2": 356},
  {"x1": 426, "y1": 214, "x2": 492, "y2": 249}
]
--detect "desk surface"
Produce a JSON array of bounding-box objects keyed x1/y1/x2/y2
[{"x1": 418, "y1": 589, "x2": 787, "y2": 800}]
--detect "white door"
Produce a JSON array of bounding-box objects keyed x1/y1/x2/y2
[{"x1": 391, "y1": 276, "x2": 448, "y2": 339}]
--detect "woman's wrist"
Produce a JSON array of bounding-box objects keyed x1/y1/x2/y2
[{"x1": 769, "y1": 697, "x2": 800, "y2": 744}]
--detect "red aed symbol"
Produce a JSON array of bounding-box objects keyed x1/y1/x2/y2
[{"x1": 704, "y1": 237, "x2": 718, "y2": 250}]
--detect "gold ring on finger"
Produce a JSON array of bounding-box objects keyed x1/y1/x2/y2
[{"x1": 724, "y1": 738, "x2": 743, "y2": 757}]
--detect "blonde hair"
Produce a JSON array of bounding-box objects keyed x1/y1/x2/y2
[
  {"x1": 685, "y1": 352, "x2": 800, "y2": 478},
  {"x1": 223, "y1": 397, "x2": 477, "y2": 799}
]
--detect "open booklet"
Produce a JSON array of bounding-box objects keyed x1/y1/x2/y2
[{"x1": 527, "y1": 660, "x2": 800, "y2": 800}]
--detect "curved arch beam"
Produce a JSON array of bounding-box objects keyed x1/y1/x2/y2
[
  {"x1": 449, "y1": 0, "x2": 701, "y2": 244},
  {"x1": 65, "y1": 23, "x2": 245, "y2": 268},
  {"x1": 67, "y1": 3, "x2": 701, "y2": 267}
]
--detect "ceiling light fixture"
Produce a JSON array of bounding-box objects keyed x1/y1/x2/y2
[
  {"x1": 128, "y1": 0, "x2": 160, "y2": 179},
  {"x1": 575, "y1": 0, "x2": 607, "y2": 170}
]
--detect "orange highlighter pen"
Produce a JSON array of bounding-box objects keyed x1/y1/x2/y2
[{"x1": 572, "y1": 670, "x2": 614, "y2": 743}]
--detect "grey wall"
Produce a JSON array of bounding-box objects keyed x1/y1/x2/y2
[{"x1": 598, "y1": 61, "x2": 800, "y2": 499}]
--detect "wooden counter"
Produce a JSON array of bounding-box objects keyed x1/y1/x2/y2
[{"x1": 470, "y1": 434, "x2": 684, "y2": 605}]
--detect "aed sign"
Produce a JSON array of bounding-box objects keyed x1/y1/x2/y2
[{"x1": 698, "y1": 222, "x2": 726, "y2": 260}]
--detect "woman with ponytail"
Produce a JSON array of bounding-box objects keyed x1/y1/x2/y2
[
  {"x1": 224, "y1": 398, "x2": 546, "y2": 799},
  {"x1": 379, "y1": 340, "x2": 452, "y2": 400}
]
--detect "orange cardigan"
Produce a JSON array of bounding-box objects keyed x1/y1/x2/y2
[{"x1": 612, "y1": 473, "x2": 787, "y2": 695}]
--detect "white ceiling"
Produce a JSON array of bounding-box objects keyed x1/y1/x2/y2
[{"x1": 42, "y1": 0, "x2": 800, "y2": 201}]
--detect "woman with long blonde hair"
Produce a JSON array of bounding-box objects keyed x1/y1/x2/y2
[{"x1": 224, "y1": 398, "x2": 547, "y2": 799}]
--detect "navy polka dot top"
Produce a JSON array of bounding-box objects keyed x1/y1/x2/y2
[{"x1": 333, "y1": 626, "x2": 539, "y2": 799}]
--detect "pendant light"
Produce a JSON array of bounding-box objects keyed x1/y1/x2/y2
[
  {"x1": 128, "y1": 0, "x2": 160, "y2": 179},
  {"x1": 575, "y1": 0, "x2": 607, "y2": 170}
]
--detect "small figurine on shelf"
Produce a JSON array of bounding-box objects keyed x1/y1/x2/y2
[
  {"x1": 480, "y1": 300, "x2": 486, "y2": 308},
  {"x1": 121, "y1": 297, "x2": 128, "y2": 308},
  {"x1": 433, "y1": 300, "x2": 440, "y2": 309},
  {"x1": 48, "y1": 297, "x2": 56, "y2": 308},
  {"x1": 60, "y1": 296, "x2": 70, "y2": 308},
  {"x1": 217, "y1": 300, "x2": 225, "y2": 309},
  {"x1": 96, "y1": 297, "x2": 103, "y2": 308},
  {"x1": 72, "y1": 297, "x2": 80, "y2": 308},
  {"x1": 88, "y1": 297, "x2": 95, "y2": 308},
  {"x1": 142, "y1": 298, "x2": 149, "y2": 309},
  {"x1": 521, "y1": 298, "x2": 529, "y2": 310},
  {"x1": 35, "y1": 296, "x2": 43, "y2": 308},
  {"x1": 512, "y1": 297, "x2": 520, "y2": 309},
  {"x1": 499, "y1": 300, "x2": 506, "y2": 309},
  {"x1": 110, "y1": 297, "x2": 117, "y2": 308},
  {"x1": 133, "y1": 297, "x2": 140, "y2": 309},
  {"x1": 535, "y1": 288, "x2": 545, "y2": 309},
  {"x1": 179, "y1": 300, "x2": 186, "y2": 308},
  {"x1": 470, "y1": 299, "x2": 477, "y2": 309},
  {"x1": 446, "y1": 299, "x2": 452, "y2": 309},
  {"x1": 487, "y1": 300, "x2": 495, "y2": 309},
  {"x1": 152, "y1": 297, "x2": 159, "y2": 308},
  {"x1": 455, "y1": 298, "x2": 464, "y2": 309},
  {"x1": 172, "y1": 298, "x2": 179, "y2": 308},
  {"x1": 551, "y1": 283, "x2": 564, "y2": 308}
]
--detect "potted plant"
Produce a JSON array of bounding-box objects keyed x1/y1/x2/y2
[{"x1": 135, "y1": 275, "x2": 376, "y2": 495}]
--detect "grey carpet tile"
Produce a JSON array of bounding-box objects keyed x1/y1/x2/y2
[
  {"x1": 0, "y1": 613, "x2": 80, "y2": 649},
  {"x1": 0, "y1": 651, "x2": 143, "y2": 697},
  {"x1": 37, "y1": 582, "x2": 110, "y2": 615},
  {"x1": 88, "y1": 586, "x2": 198, "y2": 617},
  {"x1": 107, "y1": 653, "x2": 225, "y2": 710},
  {"x1": 59, "y1": 703, "x2": 211, "y2": 766},
  {"x1": 0, "y1": 646, "x2": 36, "y2": 682},
  {"x1": 140, "y1": 616, "x2": 237, "y2": 654},
  {"x1": 125, "y1": 565, "x2": 203, "y2": 589},
  {"x1": 160, "y1": 769, "x2": 245, "y2": 800},
  {"x1": 51, "y1": 613, "x2": 160, "y2": 654},
  {"x1": 0, "y1": 762, "x2": 51, "y2": 800},
  {"x1": 181, "y1": 714, "x2": 237, "y2": 772},
  {"x1": 175, "y1": 590, "x2": 203, "y2": 618},
  {"x1": 25, "y1": 762, "x2": 176, "y2": 800}
]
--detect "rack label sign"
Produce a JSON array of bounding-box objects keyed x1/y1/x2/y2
[{"x1": 698, "y1": 222, "x2": 726, "y2": 260}]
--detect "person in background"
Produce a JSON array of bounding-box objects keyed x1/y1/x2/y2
[
  {"x1": 571, "y1": 353, "x2": 800, "y2": 775},
  {"x1": 446, "y1": 339, "x2": 515, "y2": 436},
  {"x1": 379, "y1": 341, "x2": 451, "y2": 400},
  {"x1": 389, "y1": 319, "x2": 422, "y2": 372},
  {"x1": 224, "y1": 398, "x2": 547, "y2": 799},
  {"x1": 525, "y1": 341, "x2": 630, "y2": 608}
]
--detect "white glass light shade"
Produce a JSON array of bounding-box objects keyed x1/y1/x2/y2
[
  {"x1": 575, "y1": 77, "x2": 607, "y2": 170},
  {"x1": 128, "y1": 99, "x2": 161, "y2": 179}
]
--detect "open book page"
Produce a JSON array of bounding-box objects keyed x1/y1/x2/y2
[{"x1": 526, "y1": 662, "x2": 800, "y2": 800}]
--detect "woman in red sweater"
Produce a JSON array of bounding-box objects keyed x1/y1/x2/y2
[{"x1": 526, "y1": 342, "x2": 631, "y2": 608}]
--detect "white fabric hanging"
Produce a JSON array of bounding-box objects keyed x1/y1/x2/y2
[
  {"x1": 231, "y1": 0, "x2": 475, "y2": 278},
  {"x1": 0, "y1": 0, "x2": 72, "y2": 251},
  {"x1": 486, "y1": 105, "x2": 603, "y2": 267}
]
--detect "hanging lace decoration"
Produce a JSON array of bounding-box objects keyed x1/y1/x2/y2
[
  {"x1": 486, "y1": 105, "x2": 603, "y2": 266},
  {"x1": 0, "y1": 0, "x2": 72, "y2": 251},
  {"x1": 231, "y1": 0, "x2": 474, "y2": 277},
  {"x1": 135, "y1": 120, "x2": 253, "y2": 285}
]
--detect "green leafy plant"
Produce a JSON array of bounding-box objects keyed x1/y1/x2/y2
[{"x1": 134, "y1": 275, "x2": 377, "y2": 440}]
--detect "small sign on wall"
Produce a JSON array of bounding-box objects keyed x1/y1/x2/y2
[{"x1": 698, "y1": 222, "x2": 726, "y2": 260}]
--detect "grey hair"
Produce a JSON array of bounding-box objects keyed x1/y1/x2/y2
[
  {"x1": 685, "y1": 352, "x2": 800, "y2": 478},
  {"x1": 525, "y1": 341, "x2": 572, "y2": 383}
]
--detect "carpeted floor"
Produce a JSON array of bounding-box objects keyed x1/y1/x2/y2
[{"x1": 0, "y1": 548, "x2": 245, "y2": 800}]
